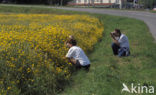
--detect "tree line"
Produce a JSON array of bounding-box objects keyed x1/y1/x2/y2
[
  {"x1": 127, "y1": 0, "x2": 156, "y2": 9},
  {"x1": 0, "y1": 0, "x2": 155, "y2": 8},
  {"x1": 138, "y1": 0, "x2": 156, "y2": 9},
  {"x1": 0, "y1": 0, "x2": 73, "y2": 6}
]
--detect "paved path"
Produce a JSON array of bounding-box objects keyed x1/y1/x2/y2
[{"x1": 54, "y1": 7, "x2": 156, "y2": 40}]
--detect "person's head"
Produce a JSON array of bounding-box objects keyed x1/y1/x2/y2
[
  {"x1": 114, "y1": 29, "x2": 121, "y2": 37},
  {"x1": 66, "y1": 39, "x2": 77, "y2": 48}
]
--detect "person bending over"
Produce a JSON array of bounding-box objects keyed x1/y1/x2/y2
[
  {"x1": 111, "y1": 29, "x2": 130, "y2": 57},
  {"x1": 65, "y1": 38, "x2": 90, "y2": 71}
]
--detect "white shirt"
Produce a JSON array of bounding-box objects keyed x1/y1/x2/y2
[
  {"x1": 118, "y1": 34, "x2": 130, "y2": 48},
  {"x1": 66, "y1": 46, "x2": 90, "y2": 66}
]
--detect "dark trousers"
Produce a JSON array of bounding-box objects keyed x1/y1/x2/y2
[
  {"x1": 111, "y1": 43, "x2": 120, "y2": 55},
  {"x1": 111, "y1": 43, "x2": 130, "y2": 57},
  {"x1": 75, "y1": 60, "x2": 90, "y2": 71}
]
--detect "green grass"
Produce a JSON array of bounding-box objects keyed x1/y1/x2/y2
[
  {"x1": 151, "y1": 10, "x2": 156, "y2": 13},
  {"x1": 60, "y1": 14, "x2": 156, "y2": 95},
  {"x1": 0, "y1": 4, "x2": 152, "y2": 13},
  {"x1": 0, "y1": 4, "x2": 84, "y2": 14},
  {"x1": 0, "y1": 5, "x2": 156, "y2": 95}
]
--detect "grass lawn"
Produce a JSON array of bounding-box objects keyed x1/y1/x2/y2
[
  {"x1": 152, "y1": 10, "x2": 156, "y2": 13},
  {"x1": 0, "y1": 5, "x2": 156, "y2": 95},
  {"x1": 60, "y1": 14, "x2": 156, "y2": 95}
]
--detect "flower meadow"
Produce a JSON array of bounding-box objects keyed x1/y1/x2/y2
[{"x1": 0, "y1": 14, "x2": 103, "y2": 95}]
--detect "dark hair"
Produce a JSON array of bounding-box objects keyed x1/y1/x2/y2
[
  {"x1": 66, "y1": 39, "x2": 77, "y2": 46},
  {"x1": 115, "y1": 29, "x2": 121, "y2": 35}
]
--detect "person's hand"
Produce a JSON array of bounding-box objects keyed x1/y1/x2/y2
[
  {"x1": 110, "y1": 32, "x2": 115, "y2": 39},
  {"x1": 110, "y1": 32, "x2": 113, "y2": 37},
  {"x1": 63, "y1": 57, "x2": 67, "y2": 60}
]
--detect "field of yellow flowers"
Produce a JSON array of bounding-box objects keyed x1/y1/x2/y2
[{"x1": 0, "y1": 14, "x2": 103, "y2": 95}]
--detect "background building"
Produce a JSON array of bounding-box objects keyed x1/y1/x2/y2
[
  {"x1": 68, "y1": 0, "x2": 156, "y2": 9},
  {"x1": 68, "y1": 0, "x2": 128, "y2": 9},
  {"x1": 68, "y1": 0, "x2": 118, "y2": 6}
]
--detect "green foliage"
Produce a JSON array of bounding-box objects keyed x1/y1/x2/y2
[
  {"x1": 0, "y1": 42, "x2": 61, "y2": 95},
  {"x1": 0, "y1": 0, "x2": 73, "y2": 5},
  {"x1": 0, "y1": 6, "x2": 103, "y2": 95},
  {"x1": 140, "y1": 0, "x2": 156, "y2": 9}
]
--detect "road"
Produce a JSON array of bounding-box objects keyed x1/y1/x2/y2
[{"x1": 54, "y1": 7, "x2": 156, "y2": 40}]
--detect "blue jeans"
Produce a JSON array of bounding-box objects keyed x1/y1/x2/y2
[{"x1": 111, "y1": 43, "x2": 130, "y2": 57}]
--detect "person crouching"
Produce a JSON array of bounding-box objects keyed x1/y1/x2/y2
[
  {"x1": 111, "y1": 29, "x2": 130, "y2": 57},
  {"x1": 65, "y1": 38, "x2": 90, "y2": 71}
]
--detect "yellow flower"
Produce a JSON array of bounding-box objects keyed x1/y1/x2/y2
[
  {"x1": 7, "y1": 87, "x2": 11, "y2": 90},
  {"x1": 0, "y1": 13, "x2": 103, "y2": 91},
  {"x1": 27, "y1": 68, "x2": 31, "y2": 73}
]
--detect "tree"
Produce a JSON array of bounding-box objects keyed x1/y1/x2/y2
[
  {"x1": 140, "y1": 0, "x2": 155, "y2": 9},
  {"x1": 1, "y1": 0, "x2": 72, "y2": 5}
]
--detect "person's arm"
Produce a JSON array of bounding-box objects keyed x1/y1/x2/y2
[
  {"x1": 65, "y1": 48, "x2": 76, "y2": 64},
  {"x1": 113, "y1": 39, "x2": 120, "y2": 46},
  {"x1": 110, "y1": 33, "x2": 120, "y2": 46},
  {"x1": 64, "y1": 57, "x2": 76, "y2": 65},
  {"x1": 65, "y1": 57, "x2": 72, "y2": 63}
]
